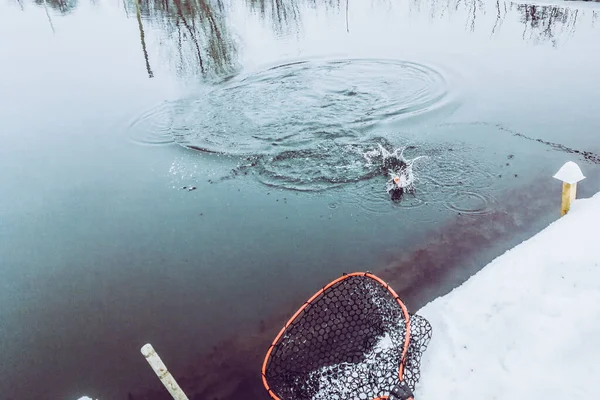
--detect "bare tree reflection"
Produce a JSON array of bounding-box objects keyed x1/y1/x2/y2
[
  {"x1": 33, "y1": 0, "x2": 77, "y2": 14},
  {"x1": 42, "y1": 0, "x2": 57, "y2": 32},
  {"x1": 346, "y1": 0, "x2": 349, "y2": 32},
  {"x1": 517, "y1": 4, "x2": 580, "y2": 47},
  {"x1": 127, "y1": 0, "x2": 238, "y2": 79},
  {"x1": 491, "y1": 0, "x2": 502, "y2": 36},
  {"x1": 246, "y1": 0, "x2": 301, "y2": 36},
  {"x1": 245, "y1": 0, "x2": 342, "y2": 37},
  {"x1": 27, "y1": 0, "x2": 240, "y2": 79},
  {"x1": 134, "y1": 0, "x2": 154, "y2": 78},
  {"x1": 22, "y1": 0, "x2": 600, "y2": 77},
  {"x1": 408, "y1": 0, "x2": 596, "y2": 45},
  {"x1": 466, "y1": 0, "x2": 484, "y2": 32}
]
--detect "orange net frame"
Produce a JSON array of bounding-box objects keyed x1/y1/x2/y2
[{"x1": 262, "y1": 272, "x2": 432, "y2": 400}]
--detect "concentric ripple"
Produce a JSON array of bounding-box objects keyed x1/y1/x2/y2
[
  {"x1": 168, "y1": 59, "x2": 449, "y2": 154},
  {"x1": 445, "y1": 191, "x2": 499, "y2": 215},
  {"x1": 128, "y1": 102, "x2": 176, "y2": 145}
]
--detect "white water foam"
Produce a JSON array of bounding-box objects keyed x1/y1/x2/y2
[{"x1": 308, "y1": 330, "x2": 400, "y2": 400}]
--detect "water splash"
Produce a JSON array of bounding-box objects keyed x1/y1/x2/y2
[
  {"x1": 364, "y1": 143, "x2": 428, "y2": 201},
  {"x1": 253, "y1": 138, "x2": 429, "y2": 193},
  {"x1": 198, "y1": 136, "x2": 499, "y2": 216}
]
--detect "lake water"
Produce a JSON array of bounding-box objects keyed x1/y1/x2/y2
[{"x1": 1, "y1": 0, "x2": 600, "y2": 399}]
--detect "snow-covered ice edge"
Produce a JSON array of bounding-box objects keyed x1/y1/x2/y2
[{"x1": 416, "y1": 192, "x2": 600, "y2": 399}]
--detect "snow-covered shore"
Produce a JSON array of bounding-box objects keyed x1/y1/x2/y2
[{"x1": 417, "y1": 192, "x2": 600, "y2": 399}]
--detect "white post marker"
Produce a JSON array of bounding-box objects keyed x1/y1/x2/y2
[
  {"x1": 141, "y1": 344, "x2": 189, "y2": 400},
  {"x1": 553, "y1": 161, "x2": 585, "y2": 216}
]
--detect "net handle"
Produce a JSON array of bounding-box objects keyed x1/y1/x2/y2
[{"x1": 261, "y1": 272, "x2": 412, "y2": 400}]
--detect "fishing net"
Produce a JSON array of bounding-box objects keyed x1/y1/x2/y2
[{"x1": 262, "y1": 272, "x2": 432, "y2": 400}]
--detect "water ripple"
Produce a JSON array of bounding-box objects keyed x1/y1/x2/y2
[
  {"x1": 298, "y1": 141, "x2": 499, "y2": 217},
  {"x1": 128, "y1": 102, "x2": 176, "y2": 145},
  {"x1": 127, "y1": 59, "x2": 502, "y2": 217},
  {"x1": 169, "y1": 59, "x2": 450, "y2": 154},
  {"x1": 445, "y1": 191, "x2": 499, "y2": 215}
]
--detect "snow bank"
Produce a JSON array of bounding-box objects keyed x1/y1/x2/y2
[{"x1": 417, "y1": 193, "x2": 600, "y2": 399}]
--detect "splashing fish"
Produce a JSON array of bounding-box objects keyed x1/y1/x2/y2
[{"x1": 365, "y1": 144, "x2": 426, "y2": 201}]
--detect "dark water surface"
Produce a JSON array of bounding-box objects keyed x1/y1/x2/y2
[{"x1": 1, "y1": 0, "x2": 600, "y2": 399}]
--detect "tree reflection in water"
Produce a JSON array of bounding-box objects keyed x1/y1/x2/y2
[
  {"x1": 34, "y1": 0, "x2": 78, "y2": 14},
  {"x1": 518, "y1": 4, "x2": 579, "y2": 47},
  {"x1": 24, "y1": 0, "x2": 600, "y2": 78},
  {"x1": 125, "y1": 0, "x2": 239, "y2": 79},
  {"x1": 245, "y1": 0, "x2": 343, "y2": 36},
  {"x1": 412, "y1": 0, "x2": 589, "y2": 43}
]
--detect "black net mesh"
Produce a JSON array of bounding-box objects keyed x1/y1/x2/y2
[{"x1": 264, "y1": 273, "x2": 432, "y2": 400}]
